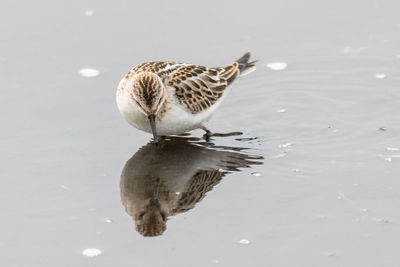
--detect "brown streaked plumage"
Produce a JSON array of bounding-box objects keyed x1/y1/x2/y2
[
  {"x1": 127, "y1": 52, "x2": 256, "y2": 114},
  {"x1": 116, "y1": 53, "x2": 257, "y2": 141}
]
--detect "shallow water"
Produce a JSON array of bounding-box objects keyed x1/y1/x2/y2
[{"x1": 1, "y1": 0, "x2": 400, "y2": 266}]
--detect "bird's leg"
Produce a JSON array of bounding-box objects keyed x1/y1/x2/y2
[{"x1": 201, "y1": 124, "x2": 212, "y2": 141}]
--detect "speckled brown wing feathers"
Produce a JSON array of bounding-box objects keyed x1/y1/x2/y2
[
  {"x1": 126, "y1": 53, "x2": 256, "y2": 114},
  {"x1": 167, "y1": 65, "x2": 229, "y2": 114},
  {"x1": 171, "y1": 170, "x2": 223, "y2": 215}
]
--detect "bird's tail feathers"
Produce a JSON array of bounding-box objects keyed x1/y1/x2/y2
[{"x1": 236, "y1": 52, "x2": 257, "y2": 76}]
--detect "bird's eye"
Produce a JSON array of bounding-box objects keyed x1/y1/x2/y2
[
  {"x1": 138, "y1": 212, "x2": 145, "y2": 220},
  {"x1": 161, "y1": 212, "x2": 167, "y2": 221}
]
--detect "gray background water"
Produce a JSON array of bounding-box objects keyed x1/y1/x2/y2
[{"x1": 1, "y1": 0, "x2": 400, "y2": 266}]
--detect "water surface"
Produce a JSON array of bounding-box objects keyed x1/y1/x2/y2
[{"x1": 1, "y1": 0, "x2": 400, "y2": 266}]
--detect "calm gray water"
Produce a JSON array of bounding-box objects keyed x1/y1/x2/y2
[{"x1": 1, "y1": 0, "x2": 400, "y2": 266}]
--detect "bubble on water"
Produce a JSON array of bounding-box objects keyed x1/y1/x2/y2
[
  {"x1": 82, "y1": 248, "x2": 102, "y2": 257},
  {"x1": 84, "y1": 10, "x2": 94, "y2": 16},
  {"x1": 375, "y1": 73, "x2": 386, "y2": 79},
  {"x1": 79, "y1": 68, "x2": 100, "y2": 77},
  {"x1": 387, "y1": 147, "x2": 399, "y2": 151},
  {"x1": 266, "y1": 62, "x2": 287, "y2": 70},
  {"x1": 239, "y1": 239, "x2": 250, "y2": 245},
  {"x1": 276, "y1": 109, "x2": 286, "y2": 113},
  {"x1": 251, "y1": 172, "x2": 262, "y2": 177}
]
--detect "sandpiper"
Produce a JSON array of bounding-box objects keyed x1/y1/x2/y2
[{"x1": 116, "y1": 52, "x2": 256, "y2": 144}]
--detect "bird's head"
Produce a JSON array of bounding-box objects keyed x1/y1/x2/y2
[
  {"x1": 134, "y1": 188, "x2": 168, "y2": 237},
  {"x1": 135, "y1": 204, "x2": 167, "y2": 237},
  {"x1": 128, "y1": 72, "x2": 166, "y2": 145}
]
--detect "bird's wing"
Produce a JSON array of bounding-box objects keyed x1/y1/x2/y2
[
  {"x1": 129, "y1": 60, "x2": 244, "y2": 114},
  {"x1": 163, "y1": 64, "x2": 235, "y2": 114},
  {"x1": 170, "y1": 170, "x2": 223, "y2": 215}
]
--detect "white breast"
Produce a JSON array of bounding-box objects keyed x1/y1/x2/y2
[{"x1": 117, "y1": 84, "x2": 228, "y2": 136}]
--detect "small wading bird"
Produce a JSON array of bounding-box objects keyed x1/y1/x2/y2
[{"x1": 116, "y1": 53, "x2": 256, "y2": 145}]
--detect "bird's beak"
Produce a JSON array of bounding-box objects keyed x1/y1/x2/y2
[{"x1": 148, "y1": 114, "x2": 158, "y2": 146}]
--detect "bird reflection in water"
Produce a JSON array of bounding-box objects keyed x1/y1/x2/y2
[{"x1": 120, "y1": 136, "x2": 263, "y2": 237}]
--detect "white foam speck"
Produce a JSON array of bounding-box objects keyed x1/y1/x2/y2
[
  {"x1": 387, "y1": 147, "x2": 399, "y2": 151},
  {"x1": 85, "y1": 10, "x2": 94, "y2": 16},
  {"x1": 82, "y1": 248, "x2": 102, "y2": 257},
  {"x1": 266, "y1": 62, "x2": 287, "y2": 70},
  {"x1": 79, "y1": 68, "x2": 100, "y2": 77},
  {"x1": 239, "y1": 239, "x2": 250, "y2": 245},
  {"x1": 273, "y1": 153, "x2": 286, "y2": 158},
  {"x1": 279, "y1": 142, "x2": 294, "y2": 148},
  {"x1": 385, "y1": 157, "x2": 392, "y2": 162},
  {"x1": 104, "y1": 218, "x2": 113, "y2": 223},
  {"x1": 251, "y1": 172, "x2": 262, "y2": 177},
  {"x1": 276, "y1": 109, "x2": 286, "y2": 113},
  {"x1": 353, "y1": 183, "x2": 359, "y2": 187},
  {"x1": 361, "y1": 208, "x2": 368, "y2": 212},
  {"x1": 375, "y1": 74, "x2": 386, "y2": 79}
]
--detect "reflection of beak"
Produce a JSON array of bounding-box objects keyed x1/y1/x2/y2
[
  {"x1": 151, "y1": 178, "x2": 160, "y2": 205},
  {"x1": 148, "y1": 115, "x2": 158, "y2": 146}
]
